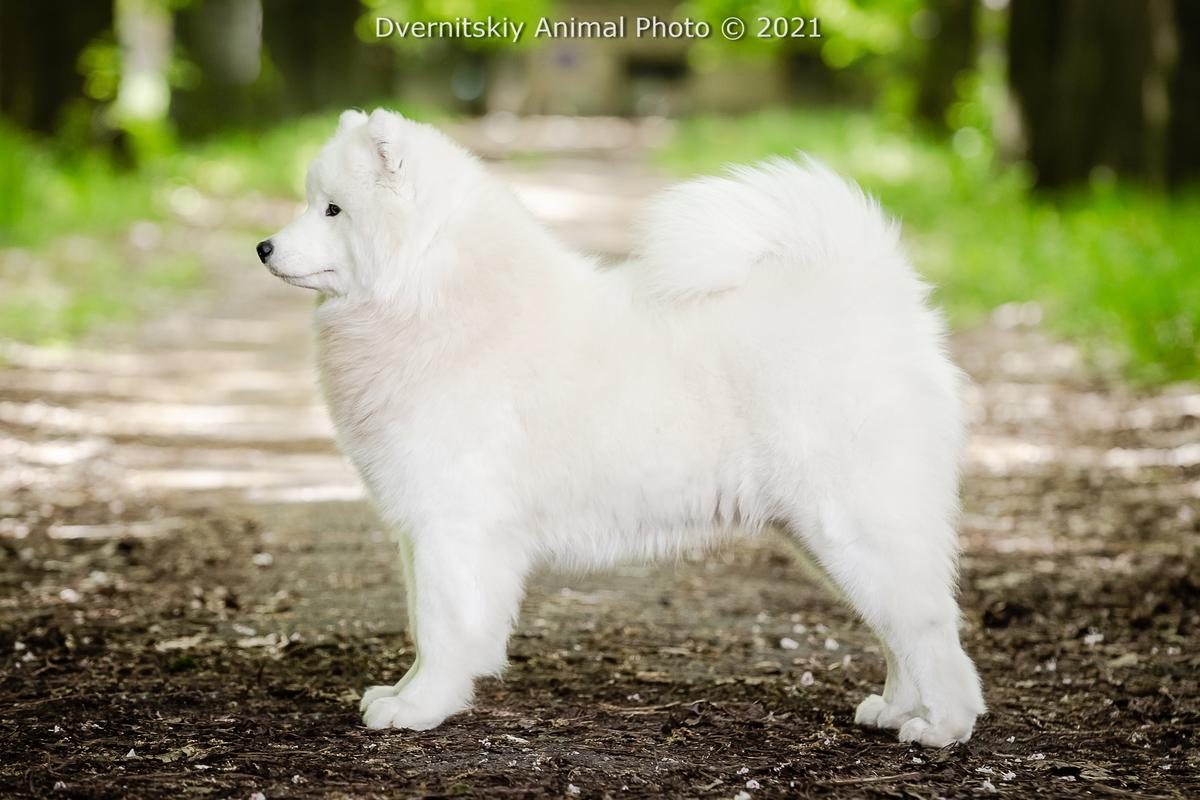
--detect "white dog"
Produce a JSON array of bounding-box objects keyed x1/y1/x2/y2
[{"x1": 258, "y1": 108, "x2": 985, "y2": 747}]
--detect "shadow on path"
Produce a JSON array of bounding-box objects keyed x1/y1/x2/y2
[{"x1": 1, "y1": 120, "x2": 1196, "y2": 798}]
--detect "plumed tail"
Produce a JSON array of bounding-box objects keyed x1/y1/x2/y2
[{"x1": 631, "y1": 156, "x2": 903, "y2": 300}]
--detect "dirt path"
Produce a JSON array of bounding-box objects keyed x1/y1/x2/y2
[{"x1": 1, "y1": 120, "x2": 1197, "y2": 799}]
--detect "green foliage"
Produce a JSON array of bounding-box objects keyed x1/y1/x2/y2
[
  {"x1": 0, "y1": 126, "x2": 32, "y2": 234},
  {"x1": 0, "y1": 121, "x2": 200, "y2": 344},
  {"x1": 0, "y1": 103, "x2": 439, "y2": 248},
  {"x1": 78, "y1": 31, "x2": 122, "y2": 105},
  {"x1": 0, "y1": 122, "x2": 159, "y2": 247},
  {"x1": 0, "y1": 104, "x2": 435, "y2": 345},
  {"x1": 681, "y1": 0, "x2": 920, "y2": 61},
  {"x1": 682, "y1": 0, "x2": 924, "y2": 109},
  {"x1": 167, "y1": 111, "x2": 350, "y2": 199},
  {"x1": 173, "y1": 102, "x2": 444, "y2": 198},
  {"x1": 659, "y1": 109, "x2": 1200, "y2": 384},
  {"x1": 358, "y1": 0, "x2": 551, "y2": 51},
  {"x1": 0, "y1": 253, "x2": 199, "y2": 345}
]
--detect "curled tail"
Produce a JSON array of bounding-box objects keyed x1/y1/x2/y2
[{"x1": 631, "y1": 156, "x2": 903, "y2": 301}]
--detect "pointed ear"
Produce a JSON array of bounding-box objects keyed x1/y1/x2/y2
[
  {"x1": 337, "y1": 109, "x2": 367, "y2": 134},
  {"x1": 367, "y1": 108, "x2": 403, "y2": 174}
]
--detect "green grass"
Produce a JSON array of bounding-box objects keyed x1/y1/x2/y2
[
  {"x1": 0, "y1": 110, "x2": 400, "y2": 249},
  {"x1": 5, "y1": 105, "x2": 1196, "y2": 383},
  {"x1": 658, "y1": 109, "x2": 1200, "y2": 385},
  {"x1": 0, "y1": 121, "x2": 200, "y2": 344},
  {"x1": 0, "y1": 105, "x2": 437, "y2": 346},
  {"x1": 0, "y1": 125, "x2": 158, "y2": 247},
  {"x1": 0, "y1": 252, "x2": 200, "y2": 344}
]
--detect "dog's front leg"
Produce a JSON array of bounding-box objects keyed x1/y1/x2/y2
[{"x1": 360, "y1": 526, "x2": 530, "y2": 730}]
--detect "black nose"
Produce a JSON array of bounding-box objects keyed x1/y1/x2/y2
[{"x1": 256, "y1": 240, "x2": 274, "y2": 263}]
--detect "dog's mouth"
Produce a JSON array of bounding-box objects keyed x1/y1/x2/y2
[{"x1": 268, "y1": 266, "x2": 333, "y2": 289}]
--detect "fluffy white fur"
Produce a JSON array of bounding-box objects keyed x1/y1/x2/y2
[{"x1": 260, "y1": 108, "x2": 985, "y2": 747}]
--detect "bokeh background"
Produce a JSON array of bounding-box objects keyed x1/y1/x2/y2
[
  {"x1": 1, "y1": 2, "x2": 1199, "y2": 798},
  {"x1": 1, "y1": 0, "x2": 1198, "y2": 381}
]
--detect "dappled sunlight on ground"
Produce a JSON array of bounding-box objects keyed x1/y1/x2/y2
[{"x1": 0, "y1": 119, "x2": 1196, "y2": 798}]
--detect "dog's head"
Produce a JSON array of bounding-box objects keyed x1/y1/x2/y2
[{"x1": 257, "y1": 108, "x2": 476, "y2": 303}]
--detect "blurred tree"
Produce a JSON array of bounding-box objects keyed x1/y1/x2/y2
[
  {"x1": 172, "y1": 0, "x2": 265, "y2": 136},
  {"x1": 914, "y1": 0, "x2": 977, "y2": 130},
  {"x1": 1168, "y1": 1, "x2": 1200, "y2": 187},
  {"x1": 171, "y1": 0, "x2": 395, "y2": 137},
  {"x1": 262, "y1": 0, "x2": 394, "y2": 113},
  {"x1": 112, "y1": 0, "x2": 175, "y2": 160},
  {"x1": 1008, "y1": 0, "x2": 1188, "y2": 189},
  {"x1": 360, "y1": 0, "x2": 548, "y2": 114},
  {"x1": 0, "y1": 0, "x2": 113, "y2": 133}
]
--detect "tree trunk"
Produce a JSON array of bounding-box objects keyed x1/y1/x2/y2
[
  {"x1": 113, "y1": 0, "x2": 173, "y2": 126},
  {"x1": 915, "y1": 0, "x2": 978, "y2": 130},
  {"x1": 171, "y1": 0, "x2": 395, "y2": 137},
  {"x1": 1008, "y1": 0, "x2": 1178, "y2": 189},
  {"x1": 1168, "y1": 0, "x2": 1200, "y2": 186},
  {"x1": 260, "y1": 0, "x2": 393, "y2": 115},
  {"x1": 0, "y1": 0, "x2": 113, "y2": 133},
  {"x1": 171, "y1": 0, "x2": 266, "y2": 137}
]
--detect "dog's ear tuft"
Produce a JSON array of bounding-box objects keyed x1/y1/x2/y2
[
  {"x1": 337, "y1": 109, "x2": 367, "y2": 134},
  {"x1": 367, "y1": 108, "x2": 403, "y2": 175}
]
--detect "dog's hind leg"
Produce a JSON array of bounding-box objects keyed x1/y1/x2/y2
[
  {"x1": 783, "y1": 445, "x2": 985, "y2": 747},
  {"x1": 360, "y1": 525, "x2": 531, "y2": 730},
  {"x1": 782, "y1": 527, "x2": 923, "y2": 731}
]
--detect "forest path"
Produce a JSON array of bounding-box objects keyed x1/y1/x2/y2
[{"x1": 1, "y1": 118, "x2": 1196, "y2": 798}]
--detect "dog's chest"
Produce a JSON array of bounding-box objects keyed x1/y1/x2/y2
[
  {"x1": 314, "y1": 323, "x2": 477, "y2": 493},
  {"x1": 315, "y1": 326, "x2": 413, "y2": 454}
]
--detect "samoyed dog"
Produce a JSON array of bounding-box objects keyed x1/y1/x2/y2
[{"x1": 257, "y1": 109, "x2": 985, "y2": 747}]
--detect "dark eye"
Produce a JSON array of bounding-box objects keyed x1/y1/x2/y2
[{"x1": 325, "y1": 203, "x2": 341, "y2": 217}]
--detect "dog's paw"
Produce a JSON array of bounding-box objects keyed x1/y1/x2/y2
[
  {"x1": 854, "y1": 694, "x2": 918, "y2": 730},
  {"x1": 359, "y1": 684, "x2": 397, "y2": 713},
  {"x1": 897, "y1": 716, "x2": 974, "y2": 748},
  {"x1": 362, "y1": 694, "x2": 451, "y2": 731}
]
